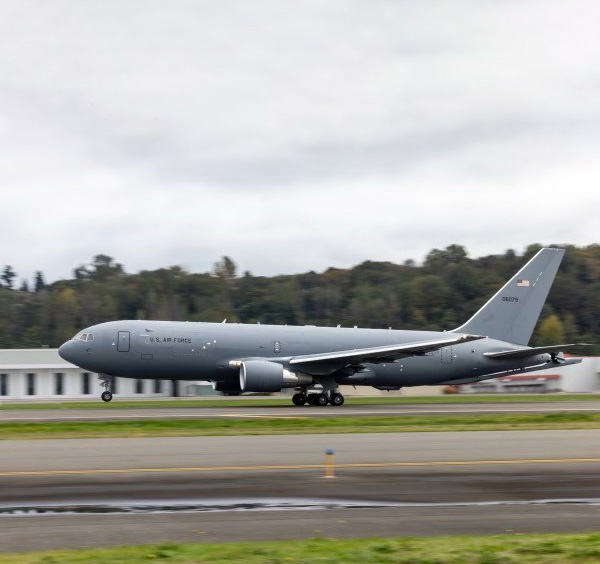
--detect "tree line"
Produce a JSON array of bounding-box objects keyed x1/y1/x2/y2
[{"x1": 0, "y1": 245, "x2": 598, "y2": 352}]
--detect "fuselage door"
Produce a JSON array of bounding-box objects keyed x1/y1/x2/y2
[
  {"x1": 117, "y1": 331, "x2": 131, "y2": 352},
  {"x1": 441, "y1": 346, "x2": 453, "y2": 364}
]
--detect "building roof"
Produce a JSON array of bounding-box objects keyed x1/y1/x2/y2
[{"x1": 0, "y1": 349, "x2": 76, "y2": 370}]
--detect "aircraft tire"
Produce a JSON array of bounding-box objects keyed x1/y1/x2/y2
[
  {"x1": 330, "y1": 392, "x2": 344, "y2": 406},
  {"x1": 315, "y1": 393, "x2": 329, "y2": 406},
  {"x1": 101, "y1": 391, "x2": 113, "y2": 402},
  {"x1": 306, "y1": 394, "x2": 318, "y2": 406},
  {"x1": 292, "y1": 393, "x2": 307, "y2": 406}
]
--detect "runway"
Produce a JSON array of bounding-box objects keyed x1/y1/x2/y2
[
  {"x1": 1, "y1": 399, "x2": 600, "y2": 422},
  {"x1": 1, "y1": 430, "x2": 600, "y2": 551}
]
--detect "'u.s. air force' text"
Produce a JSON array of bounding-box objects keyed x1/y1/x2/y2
[{"x1": 149, "y1": 337, "x2": 192, "y2": 343}]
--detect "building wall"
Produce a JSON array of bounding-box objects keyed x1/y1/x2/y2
[
  {"x1": 558, "y1": 357, "x2": 600, "y2": 392},
  {"x1": 0, "y1": 349, "x2": 174, "y2": 400},
  {"x1": 0, "y1": 368, "x2": 176, "y2": 400}
]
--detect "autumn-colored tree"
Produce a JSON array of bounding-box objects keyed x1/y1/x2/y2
[{"x1": 537, "y1": 314, "x2": 565, "y2": 345}]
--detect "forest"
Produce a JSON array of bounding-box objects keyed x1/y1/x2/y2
[{"x1": 0, "y1": 244, "x2": 598, "y2": 353}]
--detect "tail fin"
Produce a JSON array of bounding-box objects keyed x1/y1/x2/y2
[{"x1": 453, "y1": 248, "x2": 565, "y2": 345}]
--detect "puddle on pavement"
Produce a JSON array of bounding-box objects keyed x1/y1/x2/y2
[{"x1": 1, "y1": 497, "x2": 599, "y2": 516}]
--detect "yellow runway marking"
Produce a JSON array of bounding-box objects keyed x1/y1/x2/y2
[{"x1": 1, "y1": 458, "x2": 599, "y2": 477}]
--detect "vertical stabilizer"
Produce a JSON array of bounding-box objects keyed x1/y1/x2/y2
[{"x1": 453, "y1": 248, "x2": 565, "y2": 345}]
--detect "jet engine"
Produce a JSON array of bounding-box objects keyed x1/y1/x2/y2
[
  {"x1": 212, "y1": 381, "x2": 243, "y2": 395},
  {"x1": 239, "y1": 360, "x2": 313, "y2": 392}
]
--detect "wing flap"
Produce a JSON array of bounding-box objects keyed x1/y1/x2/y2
[
  {"x1": 484, "y1": 343, "x2": 591, "y2": 359},
  {"x1": 289, "y1": 333, "x2": 484, "y2": 367}
]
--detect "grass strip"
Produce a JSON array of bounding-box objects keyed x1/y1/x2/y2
[
  {"x1": 2, "y1": 533, "x2": 600, "y2": 563},
  {"x1": 1, "y1": 393, "x2": 599, "y2": 410},
  {"x1": 1, "y1": 412, "x2": 599, "y2": 439}
]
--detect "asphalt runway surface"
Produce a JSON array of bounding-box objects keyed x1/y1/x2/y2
[
  {"x1": 2, "y1": 399, "x2": 600, "y2": 422},
  {"x1": 1, "y1": 430, "x2": 600, "y2": 551}
]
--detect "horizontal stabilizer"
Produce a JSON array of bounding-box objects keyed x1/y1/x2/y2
[
  {"x1": 439, "y1": 357, "x2": 583, "y2": 385},
  {"x1": 484, "y1": 343, "x2": 592, "y2": 360},
  {"x1": 290, "y1": 333, "x2": 485, "y2": 367}
]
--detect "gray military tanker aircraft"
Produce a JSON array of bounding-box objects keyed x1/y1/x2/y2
[{"x1": 59, "y1": 248, "x2": 587, "y2": 406}]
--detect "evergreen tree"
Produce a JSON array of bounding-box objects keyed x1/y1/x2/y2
[
  {"x1": 34, "y1": 271, "x2": 46, "y2": 292},
  {"x1": 1, "y1": 265, "x2": 16, "y2": 289}
]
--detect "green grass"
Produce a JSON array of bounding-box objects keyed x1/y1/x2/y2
[
  {"x1": 2, "y1": 533, "x2": 600, "y2": 563},
  {"x1": 1, "y1": 412, "x2": 599, "y2": 439},
  {"x1": 1, "y1": 393, "x2": 599, "y2": 410}
]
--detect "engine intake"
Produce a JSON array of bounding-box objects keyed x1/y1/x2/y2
[{"x1": 239, "y1": 360, "x2": 313, "y2": 392}]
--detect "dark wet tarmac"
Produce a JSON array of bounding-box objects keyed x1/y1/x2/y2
[{"x1": 1, "y1": 430, "x2": 600, "y2": 551}]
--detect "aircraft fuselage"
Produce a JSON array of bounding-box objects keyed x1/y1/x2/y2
[{"x1": 58, "y1": 319, "x2": 553, "y2": 388}]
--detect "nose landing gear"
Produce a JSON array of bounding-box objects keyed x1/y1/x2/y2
[{"x1": 99, "y1": 374, "x2": 114, "y2": 402}]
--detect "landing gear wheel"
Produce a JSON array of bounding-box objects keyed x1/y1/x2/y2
[
  {"x1": 292, "y1": 393, "x2": 307, "y2": 406},
  {"x1": 330, "y1": 392, "x2": 345, "y2": 406},
  {"x1": 315, "y1": 393, "x2": 329, "y2": 406},
  {"x1": 307, "y1": 394, "x2": 318, "y2": 406},
  {"x1": 99, "y1": 374, "x2": 114, "y2": 403}
]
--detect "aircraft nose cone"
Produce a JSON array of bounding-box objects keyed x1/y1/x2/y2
[{"x1": 58, "y1": 341, "x2": 74, "y2": 363}]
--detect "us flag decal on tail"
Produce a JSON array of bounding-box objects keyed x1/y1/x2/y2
[{"x1": 517, "y1": 279, "x2": 530, "y2": 287}]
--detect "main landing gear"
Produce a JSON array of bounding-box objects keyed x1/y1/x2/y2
[{"x1": 291, "y1": 391, "x2": 345, "y2": 407}]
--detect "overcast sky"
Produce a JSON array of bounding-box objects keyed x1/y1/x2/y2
[{"x1": 0, "y1": 1, "x2": 598, "y2": 283}]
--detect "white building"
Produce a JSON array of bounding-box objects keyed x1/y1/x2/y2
[{"x1": 0, "y1": 348, "x2": 211, "y2": 401}]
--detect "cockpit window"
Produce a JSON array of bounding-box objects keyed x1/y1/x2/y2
[{"x1": 72, "y1": 333, "x2": 93, "y2": 341}]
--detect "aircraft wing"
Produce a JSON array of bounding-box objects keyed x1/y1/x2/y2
[
  {"x1": 289, "y1": 333, "x2": 484, "y2": 369},
  {"x1": 484, "y1": 343, "x2": 591, "y2": 360}
]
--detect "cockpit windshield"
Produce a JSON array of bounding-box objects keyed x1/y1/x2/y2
[{"x1": 72, "y1": 333, "x2": 94, "y2": 341}]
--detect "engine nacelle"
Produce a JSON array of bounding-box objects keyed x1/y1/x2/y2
[
  {"x1": 212, "y1": 380, "x2": 243, "y2": 395},
  {"x1": 239, "y1": 360, "x2": 313, "y2": 392}
]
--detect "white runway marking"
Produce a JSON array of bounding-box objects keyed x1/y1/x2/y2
[{"x1": 0, "y1": 406, "x2": 599, "y2": 421}]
